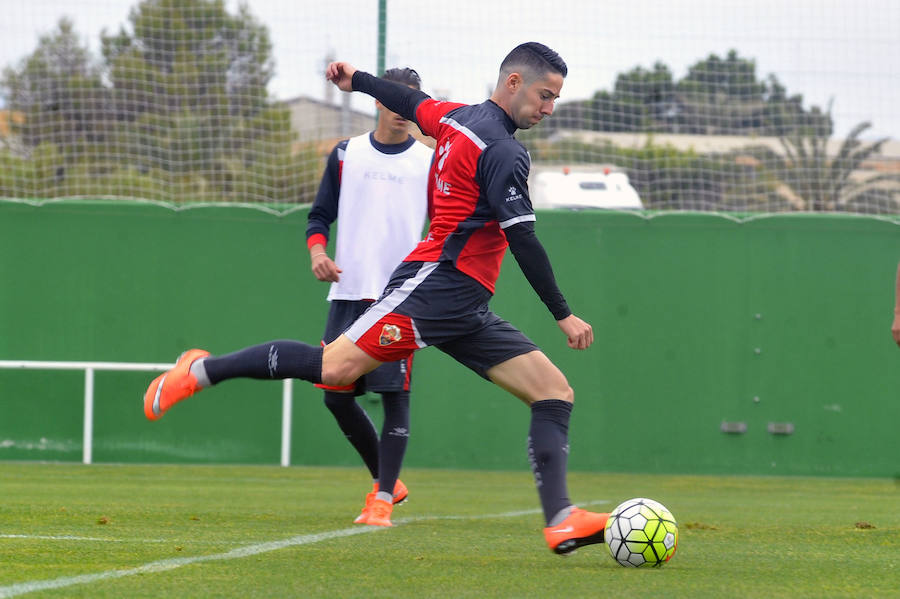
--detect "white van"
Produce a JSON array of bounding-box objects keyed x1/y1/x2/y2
[{"x1": 529, "y1": 167, "x2": 643, "y2": 210}]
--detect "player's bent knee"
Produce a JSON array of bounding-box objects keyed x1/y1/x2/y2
[
  {"x1": 537, "y1": 383, "x2": 573, "y2": 404},
  {"x1": 319, "y1": 356, "x2": 360, "y2": 387},
  {"x1": 537, "y1": 370, "x2": 573, "y2": 403},
  {"x1": 523, "y1": 381, "x2": 573, "y2": 405},
  {"x1": 321, "y1": 335, "x2": 379, "y2": 387},
  {"x1": 319, "y1": 365, "x2": 356, "y2": 388}
]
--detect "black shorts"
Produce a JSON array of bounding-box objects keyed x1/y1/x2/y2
[
  {"x1": 344, "y1": 261, "x2": 540, "y2": 380},
  {"x1": 323, "y1": 299, "x2": 412, "y2": 394}
]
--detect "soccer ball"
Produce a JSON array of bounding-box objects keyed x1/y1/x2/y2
[{"x1": 605, "y1": 497, "x2": 678, "y2": 567}]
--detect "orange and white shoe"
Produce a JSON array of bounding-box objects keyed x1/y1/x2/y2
[
  {"x1": 543, "y1": 507, "x2": 609, "y2": 555},
  {"x1": 365, "y1": 499, "x2": 393, "y2": 527},
  {"x1": 391, "y1": 479, "x2": 409, "y2": 505},
  {"x1": 353, "y1": 479, "x2": 408, "y2": 524},
  {"x1": 143, "y1": 349, "x2": 210, "y2": 421}
]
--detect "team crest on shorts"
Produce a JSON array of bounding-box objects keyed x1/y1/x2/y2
[{"x1": 379, "y1": 324, "x2": 402, "y2": 346}]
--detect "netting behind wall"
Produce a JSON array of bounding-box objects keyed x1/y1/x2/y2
[{"x1": 1, "y1": 0, "x2": 898, "y2": 213}]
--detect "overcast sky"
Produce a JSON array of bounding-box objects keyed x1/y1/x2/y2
[{"x1": 2, "y1": 0, "x2": 898, "y2": 142}]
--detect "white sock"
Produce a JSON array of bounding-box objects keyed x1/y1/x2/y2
[
  {"x1": 189, "y1": 358, "x2": 210, "y2": 388},
  {"x1": 548, "y1": 505, "x2": 575, "y2": 527}
]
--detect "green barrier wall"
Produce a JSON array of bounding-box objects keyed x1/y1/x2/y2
[{"x1": 1, "y1": 201, "x2": 898, "y2": 477}]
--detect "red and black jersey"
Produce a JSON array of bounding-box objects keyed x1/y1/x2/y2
[
  {"x1": 405, "y1": 99, "x2": 536, "y2": 293},
  {"x1": 350, "y1": 71, "x2": 571, "y2": 320}
]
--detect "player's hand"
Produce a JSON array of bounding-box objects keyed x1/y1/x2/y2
[
  {"x1": 557, "y1": 314, "x2": 593, "y2": 350},
  {"x1": 325, "y1": 61, "x2": 357, "y2": 92},
  {"x1": 892, "y1": 313, "x2": 900, "y2": 347},
  {"x1": 311, "y1": 253, "x2": 342, "y2": 282}
]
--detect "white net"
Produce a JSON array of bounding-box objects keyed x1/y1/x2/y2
[{"x1": 1, "y1": 0, "x2": 898, "y2": 214}]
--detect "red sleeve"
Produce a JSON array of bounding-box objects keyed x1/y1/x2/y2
[
  {"x1": 307, "y1": 233, "x2": 328, "y2": 250},
  {"x1": 415, "y1": 99, "x2": 467, "y2": 139}
]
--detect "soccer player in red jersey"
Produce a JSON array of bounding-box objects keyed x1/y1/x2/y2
[{"x1": 145, "y1": 43, "x2": 609, "y2": 553}]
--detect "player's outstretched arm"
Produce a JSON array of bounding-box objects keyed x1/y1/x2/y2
[
  {"x1": 557, "y1": 314, "x2": 593, "y2": 350},
  {"x1": 327, "y1": 61, "x2": 429, "y2": 123}
]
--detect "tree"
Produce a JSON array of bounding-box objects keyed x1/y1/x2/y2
[
  {"x1": 550, "y1": 50, "x2": 829, "y2": 136},
  {"x1": 774, "y1": 114, "x2": 897, "y2": 211},
  {"x1": 100, "y1": 0, "x2": 276, "y2": 181},
  {"x1": 0, "y1": 0, "x2": 320, "y2": 204},
  {"x1": 548, "y1": 62, "x2": 675, "y2": 134},
  {"x1": 1, "y1": 18, "x2": 109, "y2": 160},
  {"x1": 674, "y1": 50, "x2": 829, "y2": 135},
  {"x1": 613, "y1": 62, "x2": 677, "y2": 128}
]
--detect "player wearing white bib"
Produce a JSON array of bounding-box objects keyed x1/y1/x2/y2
[{"x1": 305, "y1": 67, "x2": 432, "y2": 526}]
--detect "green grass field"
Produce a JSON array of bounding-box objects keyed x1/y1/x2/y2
[{"x1": 1, "y1": 463, "x2": 897, "y2": 598}]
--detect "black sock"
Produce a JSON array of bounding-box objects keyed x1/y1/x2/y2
[
  {"x1": 323, "y1": 392, "x2": 380, "y2": 479},
  {"x1": 377, "y1": 390, "x2": 410, "y2": 495},
  {"x1": 528, "y1": 399, "x2": 573, "y2": 524},
  {"x1": 203, "y1": 340, "x2": 322, "y2": 384}
]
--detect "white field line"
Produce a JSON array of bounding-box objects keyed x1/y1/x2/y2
[{"x1": 0, "y1": 500, "x2": 608, "y2": 598}]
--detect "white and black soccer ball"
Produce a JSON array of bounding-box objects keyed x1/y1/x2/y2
[{"x1": 605, "y1": 497, "x2": 678, "y2": 567}]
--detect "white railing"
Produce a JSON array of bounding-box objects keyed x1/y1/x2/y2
[{"x1": 0, "y1": 360, "x2": 294, "y2": 467}]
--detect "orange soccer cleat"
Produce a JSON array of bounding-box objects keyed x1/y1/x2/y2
[
  {"x1": 543, "y1": 507, "x2": 609, "y2": 555},
  {"x1": 364, "y1": 499, "x2": 394, "y2": 527},
  {"x1": 353, "y1": 479, "x2": 408, "y2": 524},
  {"x1": 143, "y1": 349, "x2": 210, "y2": 421},
  {"x1": 390, "y1": 479, "x2": 409, "y2": 505}
]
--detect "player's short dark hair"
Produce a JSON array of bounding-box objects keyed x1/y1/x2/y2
[
  {"x1": 381, "y1": 67, "x2": 422, "y2": 90},
  {"x1": 499, "y1": 42, "x2": 568, "y2": 82}
]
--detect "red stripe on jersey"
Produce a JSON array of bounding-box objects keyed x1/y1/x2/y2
[{"x1": 454, "y1": 222, "x2": 506, "y2": 289}]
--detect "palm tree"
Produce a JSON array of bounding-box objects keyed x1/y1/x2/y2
[{"x1": 771, "y1": 104, "x2": 898, "y2": 211}]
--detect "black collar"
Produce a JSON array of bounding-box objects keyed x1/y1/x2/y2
[{"x1": 484, "y1": 100, "x2": 518, "y2": 134}]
